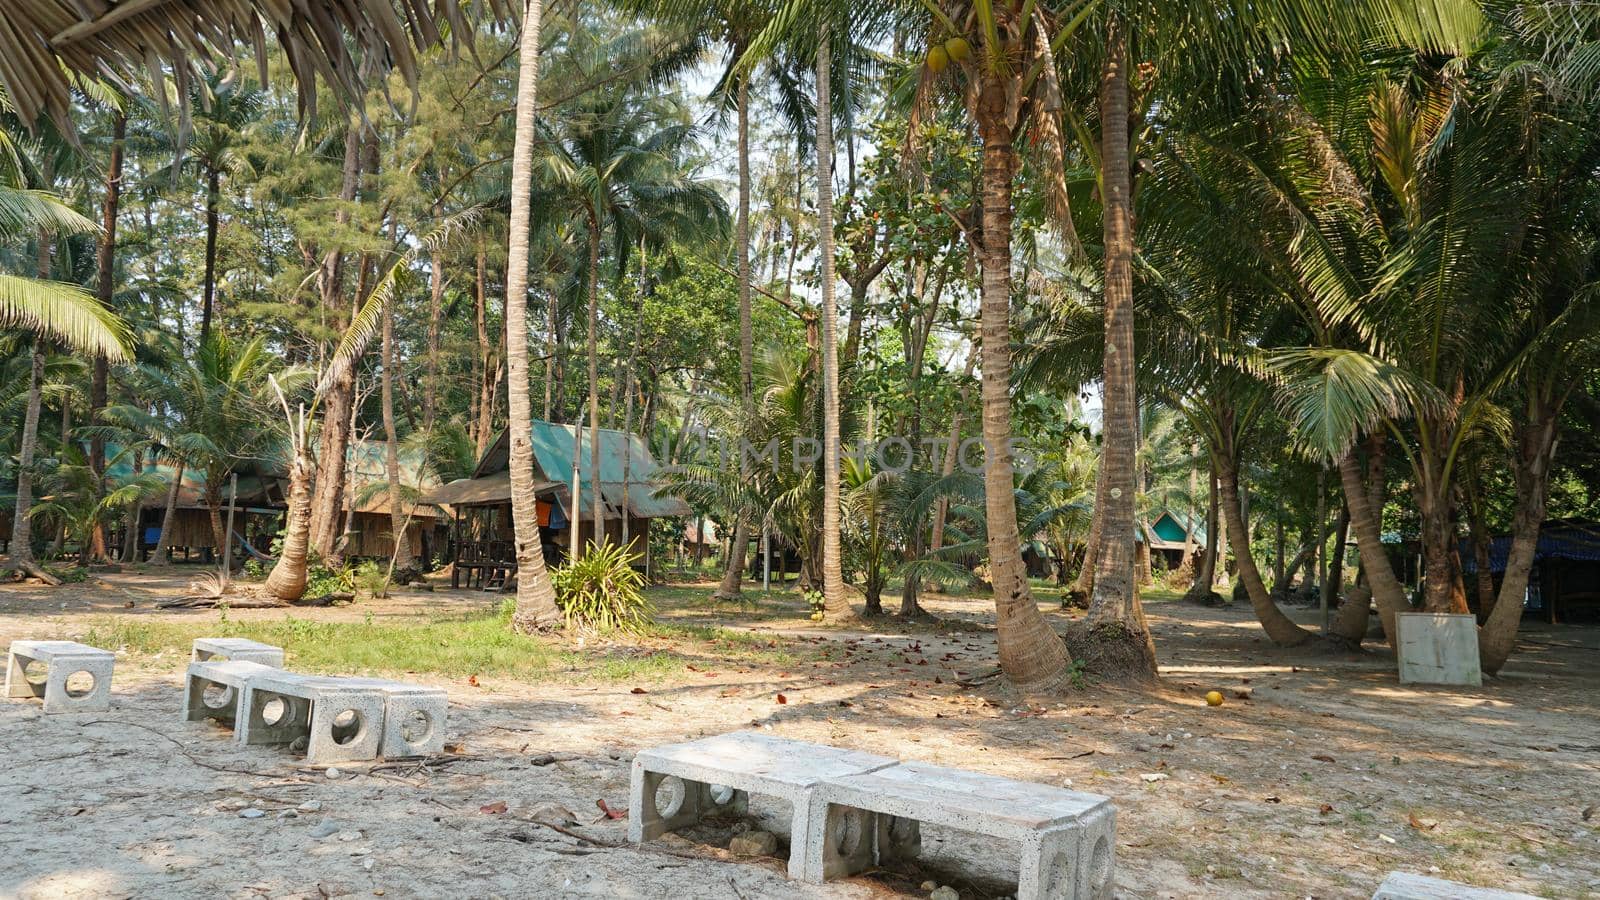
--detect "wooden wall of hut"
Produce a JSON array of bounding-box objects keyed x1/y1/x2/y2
[{"x1": 344, "y1": 512, "x2": 445, "y2": 562}]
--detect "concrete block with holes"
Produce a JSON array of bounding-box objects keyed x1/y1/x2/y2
[
  {"x1": 235, "y1": 672, "x2": 386, "y2": 764},
  {"x1": 190, "y1": 637, "x2": 285, "y2": 668},
  {"x1": 324, "y1": 677, "x2": 449, "y2": 757},
  {"x1": 801, "y1": 761, "x2": 1116, "y2": 900},
  {"x1": 5, "y1": 640, "x2": 115, "y2": 713},
  {"x1": 180, "y1": 659, "x2": 281, "y2": 730},
  {"x1": 629, "y1": 731, "x2": 898, "y2": 879}
]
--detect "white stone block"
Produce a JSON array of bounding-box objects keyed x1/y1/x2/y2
[
  {"x1": 236, "y1": 672, "x2": 386, "y2": 764},
  {"x1": 1396, "y1": 613, "x2": 1482, "y2": 686},
  {"x1": 629, "y1": 730, "x2": 897, "y2": 879},
  {"x1": 191, "y1": 637, "x2": 285, "y2": 667},
  {"x1": 5, "y1": 640, "x2": 114, "y2": 713},
  {"x1": 180, "y1": 659, "x2": 281, "y2": 729},
  {"x1": 803, "y1": 760, "x2": 1115, "y2": 900}
]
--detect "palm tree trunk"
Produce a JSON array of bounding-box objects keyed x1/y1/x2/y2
[
  {"x1": 504, "y1": 0, "x2": 561, "y2": 632},
  {"x1": 1323, "y1": 504, "x2": 1351, "y2": 619},
  {"x1": 1182, "y1": 464, "x2": 1221, "y2": 603},
  {"x1": 264, "y1": 447, "x2": 312, "y2": 602},
  {"x1": 200, "y1": 165, "x2": 220, "y2": 342},
  {"x1": 7, "y1": 343, "x2": 46, "y2": 570},
  {"x1": 1480, "y1": 390, "x2": 1559, "y2": 674},
  {"x1": 585, "y1": 220, "x2": 604, "y2": 548},
  {"x1": 149, "y1": 461, "x2": 185, "y2": 566},
  {"x1": 973, "y1": 28, "x2": 1070, "y2": 692},
  {"x1": 88, "y1": 111, "x2": 126, "y2": 565},
  {"x1": 474, "y1": 241, "x2": 497, "y2": 456},
  {"x1": 1416, "y1": 457, "x2": 1468, "y2": 614},
  {"x1": 715, "y1": 76, "x2": 755, "y2": 601},
  {"x1": 1085, "y1": 15, "x2": 1158, "y2": 677},
  {"x1": 1217, "y1": 442, "x2": 1315, "y2": 646},
  {"x1": 424, "y1": 215, "x2": 444, "y2": 435},
  {"x1": 122, "y1": 451, "x2": 143, "y2": 562},
  {"x1": 382, "y1": 290, "x2": 415, "y2": 571},
  {"x1": 1338, "y1": 446, "x2": 1406, "y2": 646},
  {"x1": 815, "y1": 26, "x2": 853, "y2": 620},
  {"x1": 1073, "y1": 470, "x2": 1105, "y2": 599},
  {"x1": 308, "y1": 126, "x2": 364, "y2": 559}
]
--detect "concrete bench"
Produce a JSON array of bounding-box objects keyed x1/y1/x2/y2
[
  {"x1": 235, "y1": 671, "x2": 386, "y2": 764},
  {"x1": 325, "y1": 677, "x2": 449, "y2": 757},
  {"x1": 191, "y1": 637, "x2": 284, "y2": 667},
  {"x1": 1373, "y1": 872, "x2": 1541, "y2": 900},
  {"x1": 801, "y1": 761, "x2": 1116, "y2": 900},
  {"x1": 5, "y1": 641, "x2": 114, "y2": 713},
  {"x1": 629, "y1": 731, "x2": 897, "y2": 879},
  {"x1": 180, "y1": 659, "x2": 280, "y2": 730}
]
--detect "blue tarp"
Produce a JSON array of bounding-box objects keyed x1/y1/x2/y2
[{"x1": 1460, "y1": 523, "x2": 1600, "y2": 574}]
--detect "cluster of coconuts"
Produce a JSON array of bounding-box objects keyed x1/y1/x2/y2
[{"x1": 925, "y1": 35, "x2": 972, "y2": 73}]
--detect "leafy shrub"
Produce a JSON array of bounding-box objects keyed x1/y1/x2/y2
[
  {"x1": 553, "y1": 542, "x2": 653, "y2": 633},
  {"x1": 351, "y1": 560, "x2": 388, "y2": 595}
]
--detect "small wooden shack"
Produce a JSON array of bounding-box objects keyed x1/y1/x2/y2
[
  {"x1": 339, "y1": 441, "x2": 448, "y2": 564},
  {"x1": 424, "y1": 422, "x2": 689, "y2": 590},
  {"x1": 108, "y1": 453, "x2": 288, "y2": 562},
  {"x1": 1143, "y1": 509, "x2": 1205, "y2": 570}
]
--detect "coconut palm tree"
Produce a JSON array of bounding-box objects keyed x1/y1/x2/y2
[
  {"x1": 504, "y1": 0, "x2": 563, "y2": 632},
  {"x1": 540, "y1": 87, "x2": 730, "y2": 552},
  {"x1": 106, "y1": 333, "x2": 279, "y2": 561}
]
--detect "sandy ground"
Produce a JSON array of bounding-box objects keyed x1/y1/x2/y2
[{"x1": 1, "y1": 571, "x2": 1597, "y2": 900}]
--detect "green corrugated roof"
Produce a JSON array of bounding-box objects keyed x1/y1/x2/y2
[{"x1": 474, "y1": 422, "x2": 689, "y2": 518}]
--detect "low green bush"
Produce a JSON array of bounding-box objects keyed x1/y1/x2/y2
[{"x1": 553, "y1": 542, "x2": 653, "y2": 633}]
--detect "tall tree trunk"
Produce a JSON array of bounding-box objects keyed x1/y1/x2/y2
[
  {"x1": 474, "y1": 241, "x2": 498, "y2": 456},
  {"x1": 122, "y1": 451, "x2": 143, "y2": 562},
  {"x1": 1085, "y1": 15, "x2": 1158, "y2": 676},
  {"x1": 200, "y1": 165, "x2": 221, "y2": 342},
  {"x1": 88, "y1": 112, "x2": 126, "y2": 564},
  {"x1": 1217, "y1": 444, "x2": 1315, "y2": 646},
  {"x1": 7, "y1": 343, "x2": 46, "y2": 569},
  {"x1": 1338, "y1": 444, "x2": 1406, "y2": 647},
  {"x1": 1182, "y1": 463, "x2": 1220, "y2": 603},
  {"x1": 382, "y1": 290, "x2": 415, "y2": 570},
  {"x1": 543, "y1": 282, "x2": 557, "y2": 422},
  {"x1": 1416, "y1": 457, "x2": 1469, "y2": 614},
  {"x1": 206, "y1": 487, "x2": 226, "y2": 561},
  {"x1": 716, "y1": 76, "x2": 754, "y2": 601},
  {"x1": 973, "y1": 21, "x2": 1071, "y2": 692},
  {"x1": 585, "y1": 220, "x2": 604, "y2": 547},
  {"x1": 505, "y1": 0, "x2": 562, "y2": 632},
  {"x1": 149, "y1": 461, "x2": 185, "y2": 566},
  {"x1": 930, "y1": 349, "x2": 976, "y2": 555},
  {"x1": 264, "y1": 446, "x2": 313, "y2": 602},
  {"x1": 307, "y1": 126, "x2": 364, "y2": 560},
  {"x1": 815, "y1": 26, "x2": 853, "y2": 620},
  {"x1": 1074, "y1": 468, "x2": 1105, "y2": 598},
  {"x1": 424, "y1": 222, "x2": 444, "y2": 435},
  {"x1": 1479, "y1": 390, "x2": 1560, "y2": 674}
]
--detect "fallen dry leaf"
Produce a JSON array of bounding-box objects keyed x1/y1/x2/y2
[
  {"x1": 596, "y1": 799, "x2": 627, "y2": 820},
  {"x1": 467, "y1": 674, "x2": 480, "y2": 687},
  {"x1": 479, "y1": 800, "x2": 507, "y2": 815},
  {"x1": 1408, "y1": 813, "x2": 1438, "y2": 831},
  {"x1": 775, "y1": 694, "x2": 787, "y2": 704},
  {"x1": 1311, "y1": 754, "x2": 1336, "y2": 763},
  {"x1": 630, "y1": 687, "x2": 647, "y2": 695},
  {"x1": 1319, "y1": 804, "x2": 1335, "y2": 815}
]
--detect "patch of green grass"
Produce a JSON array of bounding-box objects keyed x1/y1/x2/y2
[{"x1": 83, "y1": 605, "x2": 805, "y2": 683}]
